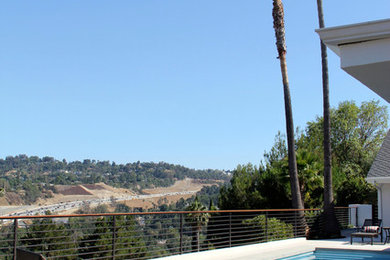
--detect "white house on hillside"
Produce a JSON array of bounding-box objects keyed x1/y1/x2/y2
[{"x1": 316, "y1": 18, "x2": 390, "y2": 226}]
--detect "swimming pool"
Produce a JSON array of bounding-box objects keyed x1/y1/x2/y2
[{"x1": 279, "y1": 248, "x2": 390, "y2": 259}]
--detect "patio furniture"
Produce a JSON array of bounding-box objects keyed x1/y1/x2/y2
[
  {"x1": 350, "y1": 219, "x2": 382, "y2": 245},
  {"x1": 383, "y1": 227, "x2": 390, "y2": 244}
]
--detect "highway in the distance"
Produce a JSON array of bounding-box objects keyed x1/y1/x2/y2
[{"x1": 2, "y1": 190, "x2": 198, "y2": 217}]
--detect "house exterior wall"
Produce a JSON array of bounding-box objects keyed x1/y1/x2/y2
[
  {"x1": 349, "y1": 204, "x2": 372, "y2": 227},
  {"x1": 378, "y1": 183, "x2": 390, "y2": 227}
]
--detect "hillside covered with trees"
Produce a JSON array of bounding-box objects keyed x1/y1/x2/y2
[{"x1": 0, "y1": 157, "x2": 230, "y2": 204}]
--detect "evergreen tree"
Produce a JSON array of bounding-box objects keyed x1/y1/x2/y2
[
  {"x1": 79, "y1": 216, "x2": 147, "y2": 259},
  {"x1": 79, "y1": 217, "x2": 112, "y2": 259},
  {"x1": 22, "y1": 217, "x2": 77, "y2": 259}
]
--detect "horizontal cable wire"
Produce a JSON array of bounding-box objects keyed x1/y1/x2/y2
[{"x1": 3, "y1": 207, "x2": 351, "y2": 259}]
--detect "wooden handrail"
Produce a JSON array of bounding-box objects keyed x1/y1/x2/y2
[{"x1": 0, "y1": 206, "x2": 355, "y2": 220}]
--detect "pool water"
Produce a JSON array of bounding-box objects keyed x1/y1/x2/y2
[{"x1": 279, "y1": 248, "x2": 390, "y2": 259}]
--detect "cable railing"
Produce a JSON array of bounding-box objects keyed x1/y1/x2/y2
[{"x1": 0, "y1": 207, "x2": 353, "y2": 260}]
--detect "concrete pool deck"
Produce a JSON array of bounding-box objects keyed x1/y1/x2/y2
[{"x1": 156, "y1": 230, "x2": 390, "y2": 260}]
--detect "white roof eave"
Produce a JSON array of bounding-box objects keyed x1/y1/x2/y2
[
  {"x1": 316, "y1": 18, "x2": 390, "y2": 56},
  {"x1": 366, "y1": 177, "x2": 390, "y2": 184}
]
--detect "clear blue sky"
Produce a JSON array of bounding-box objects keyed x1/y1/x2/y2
[{"x1": 1, "y1": 1, "x2": 389, "y2": 170}]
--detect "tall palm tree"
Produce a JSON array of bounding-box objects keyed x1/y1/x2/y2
[
  {"x1": 272, "y1": 0, "x2": 304, "y2": 211},
  {"x1": 316, "y1": 0, "x2": 340, "y2": 238},
  {"x1": 185, "y1": 197, "x2": 210, "y2": 252}
]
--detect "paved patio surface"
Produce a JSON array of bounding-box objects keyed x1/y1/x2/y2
[{"x1": 156, "y1": 230, "x2": 390, "y2": 260}]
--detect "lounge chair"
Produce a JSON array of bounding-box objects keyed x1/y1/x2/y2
[{"x1": 350, "y1": 219, "x2": 382, "y2": 245}]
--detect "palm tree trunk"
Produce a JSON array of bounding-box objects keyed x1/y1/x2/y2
[
  {"x1": 316, "y1": 0, "x2": 332, "y2": 210},
  {"x1": 272, "y1": 0, "x2": 304, "y2": 211},
  {"x1": 316, "y1": 0, "x2": 340, "y2": 238}
]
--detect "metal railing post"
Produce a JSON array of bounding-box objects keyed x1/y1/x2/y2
[
  {"x1": 13, "y1": 219, "x2": 18, "y2": 260},
  {"x1": 265, "y1": 212, "x2": 268, "y2": 242},
  {"x1": 112, "y1": 216, "x2": 116, "y2": 260},
  {"x1": 348, "y1": 207, "x2": 351, "y2": 227},
  {"x1": 294, "y1": 211, "x2": 297, "y2": 237},
  {"x1": 180, "y1": 213, "x2": 183, "y2": 254},
  {"x1": 229, "y1": 213, "x2": 232, "y2": 247},
  {"x1": 356, "y1": 207, "x2": 358, "y2": 228}
]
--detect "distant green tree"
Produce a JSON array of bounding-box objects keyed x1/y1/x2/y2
[
  {"x1": 185, "y1": 197, "x2": 210, "y2": 252},
  {"x1": 93, "y1": 204, "x2": 109, "y2": 213},
  {"x1": 219, "y1": 163, "x2": 292, "y2": 210},
  {"x1": 79, "y1": 216, "x2": 147, "y2": 259},
  {"x1": 79, "y1": 217, "x2": 112, "y2": 259},
  {"x1": 205, "y1": 200, "x2": 221, "y2": 249},
  {"x1": 272, "y1": 148, "x2": 324, "y2": 208},
  {"x1": 22, "y1": 180, "x2": 41, "y2": 204},
  {"x1": 306, "y1": 100, "x2": 388, "y2": 206},
  {"x1": 21, "y1": 217, "x2": 77, "y2": 259},
  {"x1": 243, "y1": 215, "x2": 293, "y2": 241},
  {"x1": 219, "y1": 100, "x2": 388, "y2": 212},
  {"x1": 114, "y1": 216, "x2": 148, "y2": 259},
  {"x1": 0, "y1": 224, "x2": 14, "y2": 259},
  {"x1": 219, "y1": 164, "x2": 265, "y2": 210},
  {"x1": 306, "y1": 100, "x2": 388, "y2": 176},
  {"x1": 115, "y1": 203, "x2": 132, "y2": 213},
  {"x1": 336, "y1": 175, "x2": 377, "y2": 206},
  {"x1": 0, "y1": 179, "x2": 9, "y2": 197}
]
